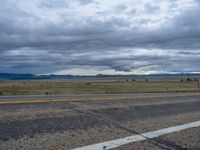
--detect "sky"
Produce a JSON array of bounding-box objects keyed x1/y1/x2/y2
[{"x1": 0, "y1": 0, "x2": 200, "y2": 75}]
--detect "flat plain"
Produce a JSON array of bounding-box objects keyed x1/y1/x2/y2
[{"x1": 0, "y1": 77, "x2": 199, "y2": 96}]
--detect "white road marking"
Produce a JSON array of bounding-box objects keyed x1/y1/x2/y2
[{"x1": 73, "y1": 120, "x2": 200, "y2": 150}]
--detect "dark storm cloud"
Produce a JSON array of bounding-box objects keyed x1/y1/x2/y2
[
  {"x1": 0, "y1": 0, "x2": 200, "y2": 74},
  {"x1": 40, "y1": 0, "x2": 69, "y2": 9},
  {"x1": 78, "y1": 0, "x2": 94, "y2": 5}
]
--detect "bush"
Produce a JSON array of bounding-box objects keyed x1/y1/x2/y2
[
  {"x1": 86, "y1": 82, "x2": 91, "y2": 85},
  {"x1": 45, "y1": 91, "x2": 50, "y2": 95}
]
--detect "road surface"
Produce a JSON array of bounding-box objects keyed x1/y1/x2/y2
[{"x1": 0, "y1": 93, "x2": 200, "y2": 150}]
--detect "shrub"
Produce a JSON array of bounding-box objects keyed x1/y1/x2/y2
[
  {"x1": 187, "y1": 78, "x2": 191, "y2": 81},
  {"x1": 86, "y1": 82, "x2": 91, "y2": 85}
]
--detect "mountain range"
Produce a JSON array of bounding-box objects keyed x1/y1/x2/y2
[{"x1": 0, "y1": 73, "x2": 200, "y2": 80}]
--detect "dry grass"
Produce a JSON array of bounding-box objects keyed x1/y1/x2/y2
[{"x1": 0, "y1": 78, "x2": 199, "y2": 96}]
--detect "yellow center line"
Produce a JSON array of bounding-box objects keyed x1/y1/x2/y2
[{"x1": 0, "y1": 94, "x2": 200, "y2": 105}]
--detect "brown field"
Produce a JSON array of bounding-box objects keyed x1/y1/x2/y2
[{"x1": 0, "y1": 78, "x2": 199, "y2": 96}]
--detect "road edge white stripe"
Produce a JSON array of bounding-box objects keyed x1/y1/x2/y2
[{"x1": 72, "y1": 120, "x2": 200, "y2": 150}]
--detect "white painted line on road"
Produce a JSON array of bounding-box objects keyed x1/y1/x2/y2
[{"x1": 73, "y1": 120, "x2": 200, "y2": 150}]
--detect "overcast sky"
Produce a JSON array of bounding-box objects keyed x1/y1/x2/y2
[{"x1": 0, "y1": 0, "x2": 200, "y2": 75}]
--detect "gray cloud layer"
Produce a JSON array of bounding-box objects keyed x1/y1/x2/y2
[{"x1": 0, "y1": 0, "x2": 200, "y2": 74}]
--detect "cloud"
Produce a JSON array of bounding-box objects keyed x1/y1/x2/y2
[{"x1": 0, "y1": 0, "x2": 200, "y2": 74}]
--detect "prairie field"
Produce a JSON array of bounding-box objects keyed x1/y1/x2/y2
[{"x1": 0, "y1": 77, "x2": 199, "y2": 96}]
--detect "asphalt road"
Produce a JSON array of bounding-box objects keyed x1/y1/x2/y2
[{"x1": 0, "y1": 93, "x2": 200, "y2": 150}]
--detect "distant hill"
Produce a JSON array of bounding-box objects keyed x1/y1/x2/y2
[
  {"x1": 0, "y1": 73, "x2": 200, "y2": 80},
  {"x1": 0, "y1": 73, "x2": 47, "y2": 80},
  {"x1": 0, "y1": 73, "x2": 80, "y2": 80},
  {"x1": 96, "y1": 73, "x2": 200, "y2": 78}
]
